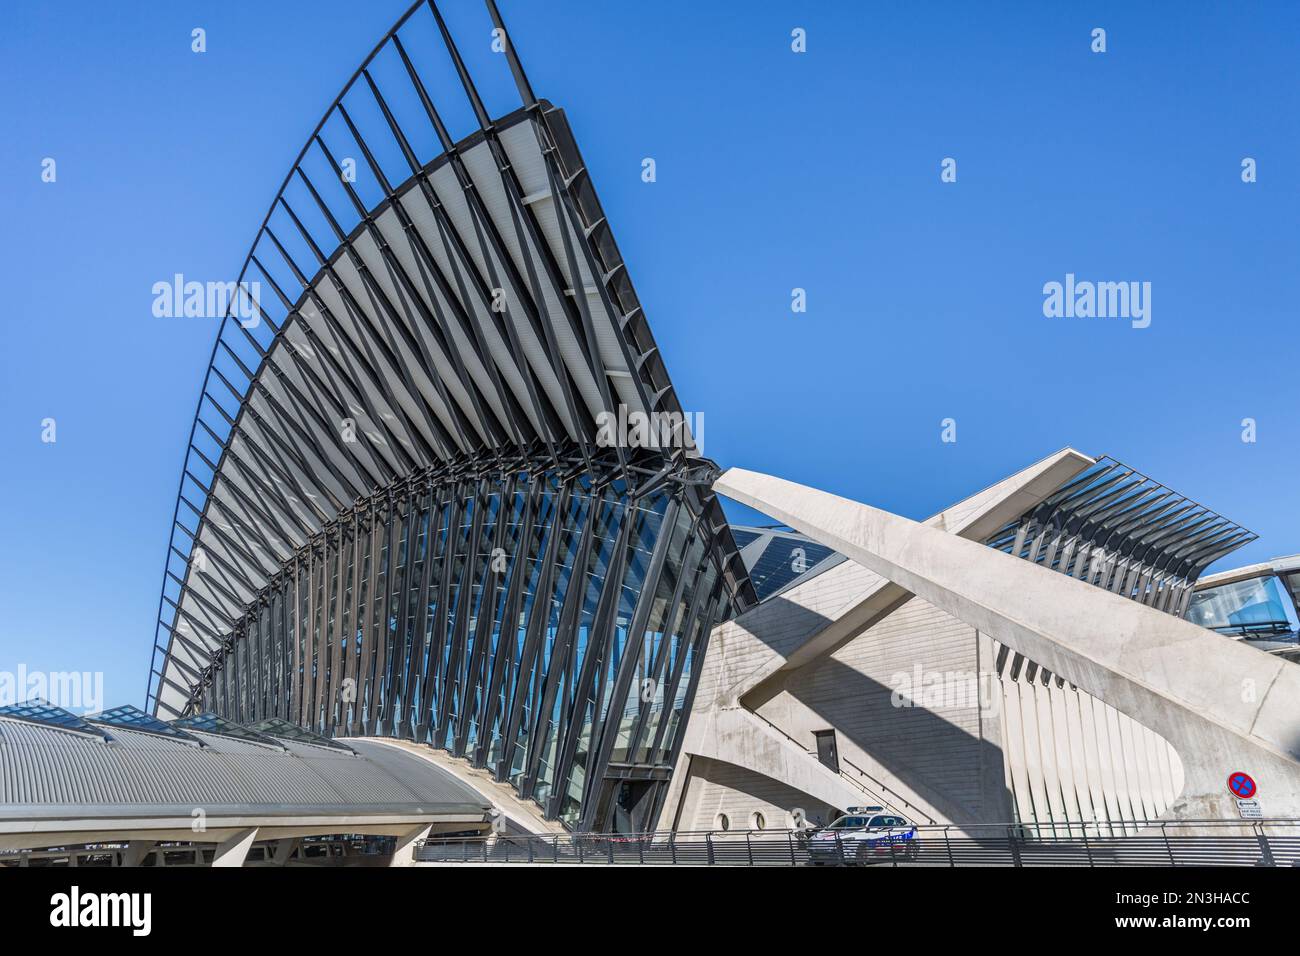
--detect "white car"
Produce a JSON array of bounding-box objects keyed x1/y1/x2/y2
[{"x1": 807, "y1": 813, "x2": 919, "y2": 865}]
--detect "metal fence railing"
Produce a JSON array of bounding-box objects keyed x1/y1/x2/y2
[{"x1": 415, "y1": 820, "x2": 1300, "y2": 867}]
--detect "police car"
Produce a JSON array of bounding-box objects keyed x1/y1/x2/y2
[{"x1": 806, "y1": 808, "x2": 919, "y2": 864}]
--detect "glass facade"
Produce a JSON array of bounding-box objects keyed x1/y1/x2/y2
[
  {"x1": 744, "y1": 535, "x2": 836, "y2": 599},
  {"x1": 191, "y1": 461, "x2": 738, "y2": 832},
  {"x1": 1187, "y1": 574, "x2": 1300, "y2": 637}
]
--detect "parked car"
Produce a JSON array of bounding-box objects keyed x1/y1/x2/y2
[{"x1": 807, "y1": 813, "x2": 919, "y2": 865}]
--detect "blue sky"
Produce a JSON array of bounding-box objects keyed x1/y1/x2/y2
[{"x1": 2, "y1": 0, "x2": 1298, "y2": 711}]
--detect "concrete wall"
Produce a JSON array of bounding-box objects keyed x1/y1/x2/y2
[
  {"x1": 670, "y1": 593, "x2": 1008, "y2": 831},
  {"x1": 995, "y1": 648, "x2": 1183, "y2": 834},
  {"x1": 750, "y1": 597, "x2": 1010, "y2": 825},
  {"x1": 674, "y1": 755, "x2": 838, "y2": 831},
  {"x1": 671, "y1": 588, "x2": 1187, "y2": 835}
]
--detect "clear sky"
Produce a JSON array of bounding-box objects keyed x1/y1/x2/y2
[{"x1": 3, "y1": 0, "x2": 1298, "y2": 712}]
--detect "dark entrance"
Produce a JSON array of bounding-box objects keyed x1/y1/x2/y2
[{"x1": 610, "y1": 780, "x2": 656, "y2": 834}]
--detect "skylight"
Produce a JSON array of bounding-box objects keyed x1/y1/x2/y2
[
  {"x1": 0, "y1": 699, "x2": 112, "y2": 741},
  {"x1": 249, "y1": 718, "x2": 356, "y2": 754},
  {"x1": 170, "y1": 713, "x2": 286, "y2": 750},
  {"x1": 87, "y1": 704, "x2": 201, "y2": 745}
]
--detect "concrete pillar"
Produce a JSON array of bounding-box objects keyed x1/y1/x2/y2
[
  {"x1": 976, "y1": 629, "x2": 1015, "y2": 821},
  {"x1": 121, "y1": 841, "x2": 156, "y2": 867},
  {"x1": 271, "y1": 838, "x2": 300, "y2": 866},
  {"x1": 388, "y1": 824, "x2": 432, "y2": 867},
  {"x1": 211, "y1": 828, "x2": 259, "y2": 868}
]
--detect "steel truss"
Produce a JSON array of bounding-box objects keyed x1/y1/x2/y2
[
  {"x1": 146, "y1": 0, "x2": 756, "y2": 830},
  {"x1": 985, "y1": 456, "x2": 1256, "y2": 619},
  {"x1": 192, "y1": 447, "x2": 734, "y2": 830},
  {"x1": 984, "y1": 455, "x2": 1257, "y2": 697}
]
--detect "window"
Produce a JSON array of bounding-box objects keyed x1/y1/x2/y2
[
  {"x1": 814, "y1": 729, "x2": 840, "y2": 774},
  {"x1": 715, "y1": 813, "x2": 730, "y2": 831},
  {"x1": 745, "y1": 537, "x2": 836, "y2": 599},
  {"x1": 751, "y1": 811, "x2": 766, "y2": 830},
  {"x1": 1187, "y1": 575, "x2": 1299, "y2": 636},
  {"x1": 829, "y1": 816, "x2": 869, "y2": 830}
]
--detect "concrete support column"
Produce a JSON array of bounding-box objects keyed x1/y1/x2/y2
[
  {"x1": 976, "y1": 629, "x2": 1015, "y2": 821},
  {"x1": 211, "y1": 828, "x2": 259, "y2": 868},
  {"x1": 388, "y1": 824, "x2": 432, "y2": 867},
  {"x1": 271, "y1": 837, "x2": 300, "y2": 866},
  {"x1": 121, "y1": 841, "x2": 156, "y2": 867}
]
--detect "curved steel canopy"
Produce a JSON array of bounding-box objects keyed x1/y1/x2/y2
[{"x1": 147, "y1": 0, "x2": 755, "y2": 719}]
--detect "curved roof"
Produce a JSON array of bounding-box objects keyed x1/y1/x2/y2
[
  {"x1": 0, "y1": 712, "x2": 489, "y2": 821},
  {"x1": 146, "y1": 0, "x2": 751, "y2": 717}
]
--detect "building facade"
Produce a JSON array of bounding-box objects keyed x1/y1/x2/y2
[
  {"x1": 659, "y1": 451, "x2": 1300, "y2": 835},
  {"x1": 144, "y1": 0, "x2": 752, "y2": 833},
  {"x1": 137, "y1": 1, "x2": 1300, "y2": 844}
]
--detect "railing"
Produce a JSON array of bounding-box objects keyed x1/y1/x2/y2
[{"x1": 415, "y1": 820, "x2": 1300, "y2": 867}]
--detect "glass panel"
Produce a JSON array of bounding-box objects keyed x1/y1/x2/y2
[
  {"x1": 88, "y1": 704, "x2": 201, "y2": 743},
  {"x1": 0, "y1": 700, "x2": 112, "y2": 740},
  {"x1": 172, "y1": 712, "x2": 285, "y2": 749},
  {"x1": 635, "y1": 532, "x2": 705, "y2": 763},
  {"x1": 249, "y1": 716, "x2": 356, "y2": 752},
  {"x1": 745, "y1": 535, "x2": 836, "y2": 599},
  {"x1": 1188, "y1": 575, "x2": 1300, "y2": 636},
  {"x1": 609, "y1": 507, "x2": 691, "y2": 764},
  {"x1": 187, "y1": 456, "x2": 744, "y2": 833}
]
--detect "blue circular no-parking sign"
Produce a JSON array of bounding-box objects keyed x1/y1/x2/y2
[{"x1": 1228, "y1": 772, "x2": 1257, "y2": 799}]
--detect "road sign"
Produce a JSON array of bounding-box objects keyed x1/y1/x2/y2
[
  {"x1": 1236, "y1": 799, "x2": 1262, "y2": 820},
  {"x1": 1228, "y1": 772, "x2": 1257, "y2": 799}
]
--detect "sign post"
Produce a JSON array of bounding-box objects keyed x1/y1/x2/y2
[{"x1": 1228, "y1": 772, "x2": 1261, "y2": 819}]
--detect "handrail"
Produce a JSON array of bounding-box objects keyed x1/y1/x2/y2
[
  {"x1": 413, "y1": 819, "x2": 1300, "y2": 867},
  {"x1": 436, "y1": 818, "x2": 1300, "y2": 841},
  {"x1": 746, "y1": 709, "x2": 932, "y2": 823}
]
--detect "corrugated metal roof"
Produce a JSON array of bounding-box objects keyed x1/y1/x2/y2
[{"x1": 0, "y1": 718, "x2": 489, "y2": 818}]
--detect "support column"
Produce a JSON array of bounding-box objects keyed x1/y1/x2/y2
[
  {"x1": 271, "y1": 837, "x2": 300, "y2": 866},
  {"x1": 211, "y1": 828, "x2": 259, "y2": 867},
  {"x1": 121, "y1": 841, "x2": 156, "y2": 867},
  {"x1": 388, "y1": 824, "x2": 432, "y2": 867}
]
